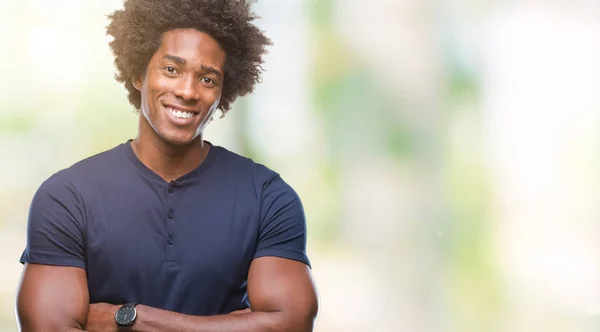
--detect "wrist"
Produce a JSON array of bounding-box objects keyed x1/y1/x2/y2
[
  {"x1": 112, "y1": 304, "x2": 121, "y2": 332},
  {"x1": 129, "y1": 304, "x2": 146, "y2": 332},
  {"x1": 115, "y1": 303, "x2": 138, "y2": 330}
]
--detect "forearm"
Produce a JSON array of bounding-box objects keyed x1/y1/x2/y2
[
  {"x1": 17, "y1": 327, "x2": 85, "y2": 332},
  {"x1": 17, "y1": 315, "x2": 87, "y2": 332},
  {"x1": 17, "y1": 322, "x2": 86, "y2": 332},
  {"x1": 132, "y1": 305, "x2": 312, "y2": 332}
]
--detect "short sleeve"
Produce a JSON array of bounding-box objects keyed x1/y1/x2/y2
[
  {"x1": 19, "y1": 174, "x2": 87, "y2": 269},
  {"x1": 253, "y1": 175, "x2": 310, "y2": 268}
]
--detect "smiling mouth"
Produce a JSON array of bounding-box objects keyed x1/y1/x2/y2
[{"x1": 165, "y1": 105, "x2": 197, "y2": 119}]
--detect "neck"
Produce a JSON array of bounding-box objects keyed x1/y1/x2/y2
[{"x1": 131, "y1": 115, "x2": 209, "y2": 182}]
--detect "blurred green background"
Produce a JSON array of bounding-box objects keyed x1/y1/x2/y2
[{"x1": 1, "y1": 0, "x2": 600, "y2": 331}]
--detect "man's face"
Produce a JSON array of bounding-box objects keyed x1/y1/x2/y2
[{"x1": 134, "y1": 29, "x2": 226, "y2": 146}]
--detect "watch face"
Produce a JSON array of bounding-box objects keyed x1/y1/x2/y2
[{"x1": 115, "y1": 305, "x2": 136, "y2": 326}]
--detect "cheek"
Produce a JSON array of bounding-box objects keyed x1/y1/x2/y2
[
  {"x1": 146, "y1": 73, "x2": 171, "y2": 96},
  {"x1": 208, "y1": 88, "x2": 223, "y2": 103},
  {"x1": 210, "y1": 91, "x2": 221, "y2": 103},
  {"x1": 146, "y1": 84, "x2": 170, "y2": 107}
]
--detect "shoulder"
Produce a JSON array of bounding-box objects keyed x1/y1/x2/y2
[
  {"x1": 211, "y1": 144, "x2": 282, "y2": 193},
  {"x1": 211, "y1": 144, "x2": 275, "y2": 176},
  {"x1": 37, "y1": 143, "x2": 127, "y2": 195},
  {"x1": 65, "y1": 144, "x2": 127, "y2": 180},
  {"x1": 212, "y1": 146, "x2": 300, "y2": 207}
]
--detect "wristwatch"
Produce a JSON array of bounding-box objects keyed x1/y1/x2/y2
[{"x1": 115, "y1": 303, "x2": 138, "y2": 328}]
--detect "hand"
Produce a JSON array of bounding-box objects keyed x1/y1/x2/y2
[
  {"x1": 86, "y1": 302, "x2": 120, "y2": 332},
  {"x1": 229, "y1": 308, "x2": 252, "y2": 315}
]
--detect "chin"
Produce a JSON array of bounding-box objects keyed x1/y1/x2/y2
[{"x1": 158, "y1": 130, "x2": 199, "y2": 146}]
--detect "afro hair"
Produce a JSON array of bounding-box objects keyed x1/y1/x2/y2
[{"x1": 106, "y1": 0, "x2": 271, "y2": 116}]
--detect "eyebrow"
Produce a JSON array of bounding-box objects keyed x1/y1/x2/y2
[{"x1": 162, "y1": 54, "x2": 222, "y2": 78}]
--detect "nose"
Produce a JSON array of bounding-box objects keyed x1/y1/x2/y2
[{"x1": 173, "y1": 74, "x2": 198, "y2": 101}]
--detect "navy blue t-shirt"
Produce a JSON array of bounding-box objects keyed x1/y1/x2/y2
[{"x1": 20, "y1": 140, "x2": 310, "y2": 315}]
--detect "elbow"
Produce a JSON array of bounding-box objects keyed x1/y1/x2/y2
[
  {"x1": 16, "y1": 305, "x2": 84, "y2": 332},
  {"x1": 274, "y1": 302, "x2": 319, "y2": 332},
  {"x1": 303, "y1": 299, "x2": 319, "y2": 331}
]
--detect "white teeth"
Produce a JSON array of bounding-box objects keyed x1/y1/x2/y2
[{"x1": 168, "y1": 107, "x2": 193, "y2": 119}]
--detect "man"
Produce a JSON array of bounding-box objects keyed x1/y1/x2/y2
[{"x1": 15, "y1": 0, "x2": 319, "y2": 331}]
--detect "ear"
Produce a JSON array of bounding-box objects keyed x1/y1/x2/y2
[{"x1": 132, "y1": 77, "x2": 143, "y2": 91}]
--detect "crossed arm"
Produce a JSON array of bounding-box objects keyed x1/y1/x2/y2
[{"x1": 16, "y1": 257, "x2": 319, "y2": 332}]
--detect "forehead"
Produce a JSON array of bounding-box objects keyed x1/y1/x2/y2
[{"x1": 156, "y1": 29, "x2": 226, "y2": 68}]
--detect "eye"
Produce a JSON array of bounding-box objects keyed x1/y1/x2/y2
[
  {"x1": 164, "y1": 66, "x2": 179, "y2": 75},
  {"x1": 199, "y1": 77, "x2": 216, "y2": 86}
]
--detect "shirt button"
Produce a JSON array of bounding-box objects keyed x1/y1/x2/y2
[
  {"x1": 168, "y1": 210, "x2": 174, "y2": 219},
  {"x1": 167, "y1": 235, "x2": 174, "y2": 245},
  {"x1": 168, "y1": 183, "x2": 174, "y2": 193}
]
